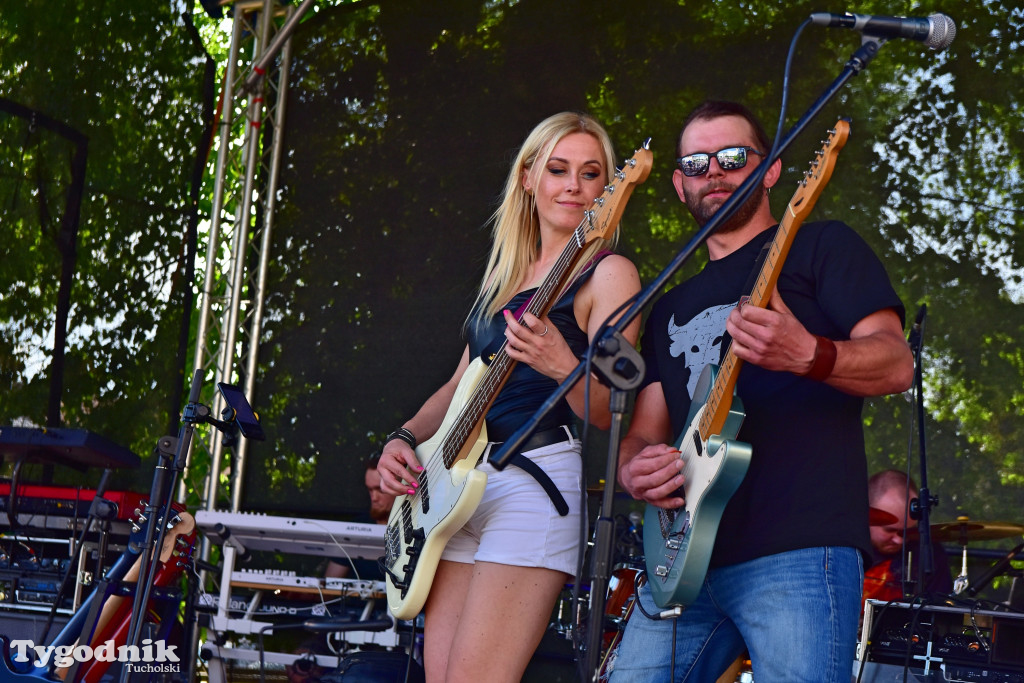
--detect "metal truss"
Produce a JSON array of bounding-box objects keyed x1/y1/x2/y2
[{"x1": 181, "y1": 0, "x2": 310, "y2": 513}]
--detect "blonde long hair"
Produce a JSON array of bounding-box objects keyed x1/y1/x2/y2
[{"x1": 469, "y1": 112, "x2": 620, "y2": 328}]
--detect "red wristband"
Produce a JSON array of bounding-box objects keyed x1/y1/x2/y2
[{"x1": 803, "y1": 335, "x2": 837, "y2": 382}]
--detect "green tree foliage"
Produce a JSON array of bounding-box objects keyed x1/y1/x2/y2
[
  {"x1": 2, "y1": 1, "x2": 1022, "y2": 546},
  {"x1": 0, "y1": 2, "x2": 209, "y2": 489}
]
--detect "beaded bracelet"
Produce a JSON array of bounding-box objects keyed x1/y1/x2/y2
[
  {"x1": 386, "y1": 427, "x2": 417, "y2": 449},
  {"x1": 803, "y1": 335, "x2": 837, "y2": 382}
]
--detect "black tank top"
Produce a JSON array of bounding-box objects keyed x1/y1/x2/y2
[{"x1": 466, "y1": 257, "x2": 604, "y2": 441}]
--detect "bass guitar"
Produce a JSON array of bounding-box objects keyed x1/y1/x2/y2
[
  {"x1": 643, "y1": 120, "x2": 851, "y2": 609},
  {"x1": 384, "y1": 142, "x2": 653, "y2": 619}
]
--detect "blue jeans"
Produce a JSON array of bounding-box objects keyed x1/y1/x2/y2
[{"x1": 608, "y1": 547, "x2": 863, "y2": 683}]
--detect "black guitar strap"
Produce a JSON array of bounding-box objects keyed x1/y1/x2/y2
[
  {"x1": 475, "y1": 252, "x2": 610, "y2": 515},
  {"x1": 506, "y1": 452, "x2": 570, "y2": 516}
]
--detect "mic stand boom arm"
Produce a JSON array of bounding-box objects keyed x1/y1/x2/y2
[{"x1": 487, "y1": 36, "x2": 887, "y2": 683}]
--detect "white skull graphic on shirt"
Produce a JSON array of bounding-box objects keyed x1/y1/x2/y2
[{"x1": 667, "y1": 303, "x2": 734, "y2": 398}]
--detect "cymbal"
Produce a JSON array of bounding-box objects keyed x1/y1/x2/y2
[
  {"x1": 907, "y1": 516, "x2": 1024, "y2": 543},
  {"x1": 869, "y1": 507, "x2": 899, "y2": 526}
]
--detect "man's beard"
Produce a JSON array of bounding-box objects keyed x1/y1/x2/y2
[
  {"x1": 684, "y1": 181, "x2": 766, "y2": 235},
  {"x1": 370, "y1": 502, "x2": 391, "y2": 523}
]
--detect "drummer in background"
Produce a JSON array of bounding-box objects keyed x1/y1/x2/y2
[
  {"x1": 327, "y1": 454, "x2": 395, "y2": 580},
  {"x1": 864, "y1": 469, "x2": 953, "y2": 602}
]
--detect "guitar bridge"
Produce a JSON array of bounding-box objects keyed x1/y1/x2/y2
[{"x1": 657, "y1": 509, "x2": 691, "y2": 540}]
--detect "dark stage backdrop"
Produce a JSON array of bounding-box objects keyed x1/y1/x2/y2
[
  {"x1": 232, "y1": 0, "x2": 1024, "y2": 578},
  {"x1": 240, "y1": 2, "x2": 653, "y2": 518}
]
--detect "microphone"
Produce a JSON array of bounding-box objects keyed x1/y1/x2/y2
[
  {"x1": 967, "y1": 542, "x2": 1024, "y2": 597},
  {"x1": 809, "y1": 12, "x2": 956, "y2": 50},
  {"x1": 213, "y1": 522, "x2": 251, "y2": 563},
  {"x1": 625, "y1": 511, "x2": 643, "y2": 548},
  {"x1": 628, "y1": 511, "x2": 642, "y2": 531},
  {"x1": 908, "y1": 303, "x2": 927, "y2": 348},
  {"x1": 913, "y1": 303, "x2": 927, "y2": 331}
]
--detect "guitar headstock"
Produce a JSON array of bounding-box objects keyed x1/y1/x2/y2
[
  {"x1": 127, "y1": 502, "x2": 196, "y2": 562},
  {"x1": 788, "y1": 119, "x2": 851, "y2": 223},
  {"x1": 578, "y1": 141, "x2": 653, "y2": 243}
]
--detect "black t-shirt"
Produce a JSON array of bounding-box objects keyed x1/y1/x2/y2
[{"x1": 639, "y1": 221, "x2": 905, "y2": 567}]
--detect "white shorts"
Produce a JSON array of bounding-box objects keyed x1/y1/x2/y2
[{"x1": 441, "y1": 436, "x2": 583, "y2": 575}]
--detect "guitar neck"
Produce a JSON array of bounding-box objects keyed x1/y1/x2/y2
[
  {"x1": 698, "y1": 119, "x2": 850, "y2": 441},
  {"x1": 699, "y1": 220, "x2": 800, "y2": 440},
  {"x1": 439, "y1": 232, "x2": 589, "y2": 467},
  {"x1": 428, "y1": 143, "x2": 652, "y2": 469}
]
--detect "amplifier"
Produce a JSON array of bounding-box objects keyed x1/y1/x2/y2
[
  {"x1": 860, "y1": 599, "x2": 1024, "y2": 682},
  {"x1": 0, "y1": 534, "x2": 125, "y2": 612}
]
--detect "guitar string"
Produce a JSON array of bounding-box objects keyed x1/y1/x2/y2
[
  {"x1": 662, "y1": 134, "x2": 834, "y2": 541},
  {"x1": 397, "y1": 162, "x2": 639, "y2": 533},
  {"x1": 397, "y1": 220, "x2": 588, "y2": 540}
]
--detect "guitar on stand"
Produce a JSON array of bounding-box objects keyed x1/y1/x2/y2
[
  {"x1": 383, "y1": 143, "x2": 653, "y2": 619},
  {"x1": 0, "y1": 506, "x2": 196, "y2": 683},
  {"x1": 642, "y1": 120, "x2": 851, "y2": 609},
  {"x1": 61, "y1": 508, "x2": 196, "y2": 683}
]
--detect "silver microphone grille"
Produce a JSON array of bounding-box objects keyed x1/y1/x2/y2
[{"x1": 926, "y1": 13, "x2": 957, "y2": 50}]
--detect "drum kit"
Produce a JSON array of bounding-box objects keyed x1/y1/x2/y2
[
  {"x1": 545, "y1": 489, "x2": 1024, "y2": 682},
  {"x1": 546, "y1": 516, "x2": 643, "y2": 681},
  {"x1": 867, "y1": 508, "x2": 1024, "y2": 599}
]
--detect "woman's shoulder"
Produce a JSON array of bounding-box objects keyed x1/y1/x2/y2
[{"x1": 591, "y1": 251, "x2": 641, "y2": 285}]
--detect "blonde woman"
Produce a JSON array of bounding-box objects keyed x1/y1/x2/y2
[{"x1": 378, "y1": 111, "x2": 641, "y2": 682}]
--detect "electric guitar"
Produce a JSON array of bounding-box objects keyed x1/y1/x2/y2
[
  {"x1": 0, "y1": 505, "x2": 196, "y2": 683},
  {"x1": 642, "y1": 120, "x2": 851, "y2": 609},
  {"x1": 63, "y1": 510, "x2": 196, "y2": 683},
  {"x1": 384, "y1": 142, "x2": 653, "y2": 619}
]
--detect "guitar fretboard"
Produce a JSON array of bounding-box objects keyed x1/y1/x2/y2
[{"x1": 698, "y1": 121, "x2": 849, "y2": 441}]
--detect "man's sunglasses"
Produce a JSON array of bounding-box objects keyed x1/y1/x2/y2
[{"x1": 675, "y1": 146, "x2": 765, "y2": 177}]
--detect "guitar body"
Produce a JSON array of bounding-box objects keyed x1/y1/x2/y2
[
  {"x1": 384, "y1": 358, "x2": 490, "y2": 619},
  {"x1": 69, "y1": 512, "x2": 196, "y2": 683},
  {"x1": 0, "y1": 508, "x2": 195, "y2": 683},
  {"x1": 643, "y1": 364, "x2": 752, "y2": 608}
]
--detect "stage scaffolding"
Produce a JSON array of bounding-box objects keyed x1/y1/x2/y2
[{"x1": 180, "y1": 0, "x2": 314, "y2": 514}]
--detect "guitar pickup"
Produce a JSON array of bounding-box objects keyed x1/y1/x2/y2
[
  {"x1": 419, "y1": 470, "x2": 430, "y2": 514},
  {"x1": 654, "y1": 565, "x2": 669, "y2": 578},
  {"x1": 665, "y1": 538, "x2": 682, "y2": 550}
]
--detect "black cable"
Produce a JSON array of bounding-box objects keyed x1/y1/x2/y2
[
  {"x1": 40, "y1": 469, "x2": 114, "y2": 643},
  {"x1": 404, "y1": 617, "x2": 418, "y2": 683}
]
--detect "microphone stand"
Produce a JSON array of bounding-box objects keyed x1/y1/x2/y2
[
  {"x1": 907, "y1": 305, "x2": 938, "y2": 594},
  {"x1": 119, "y1": 370, "x2": 240, "y2": 683},
  {"x1": 488, "y1": 36, "x2": 890, "y2": 682}
]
